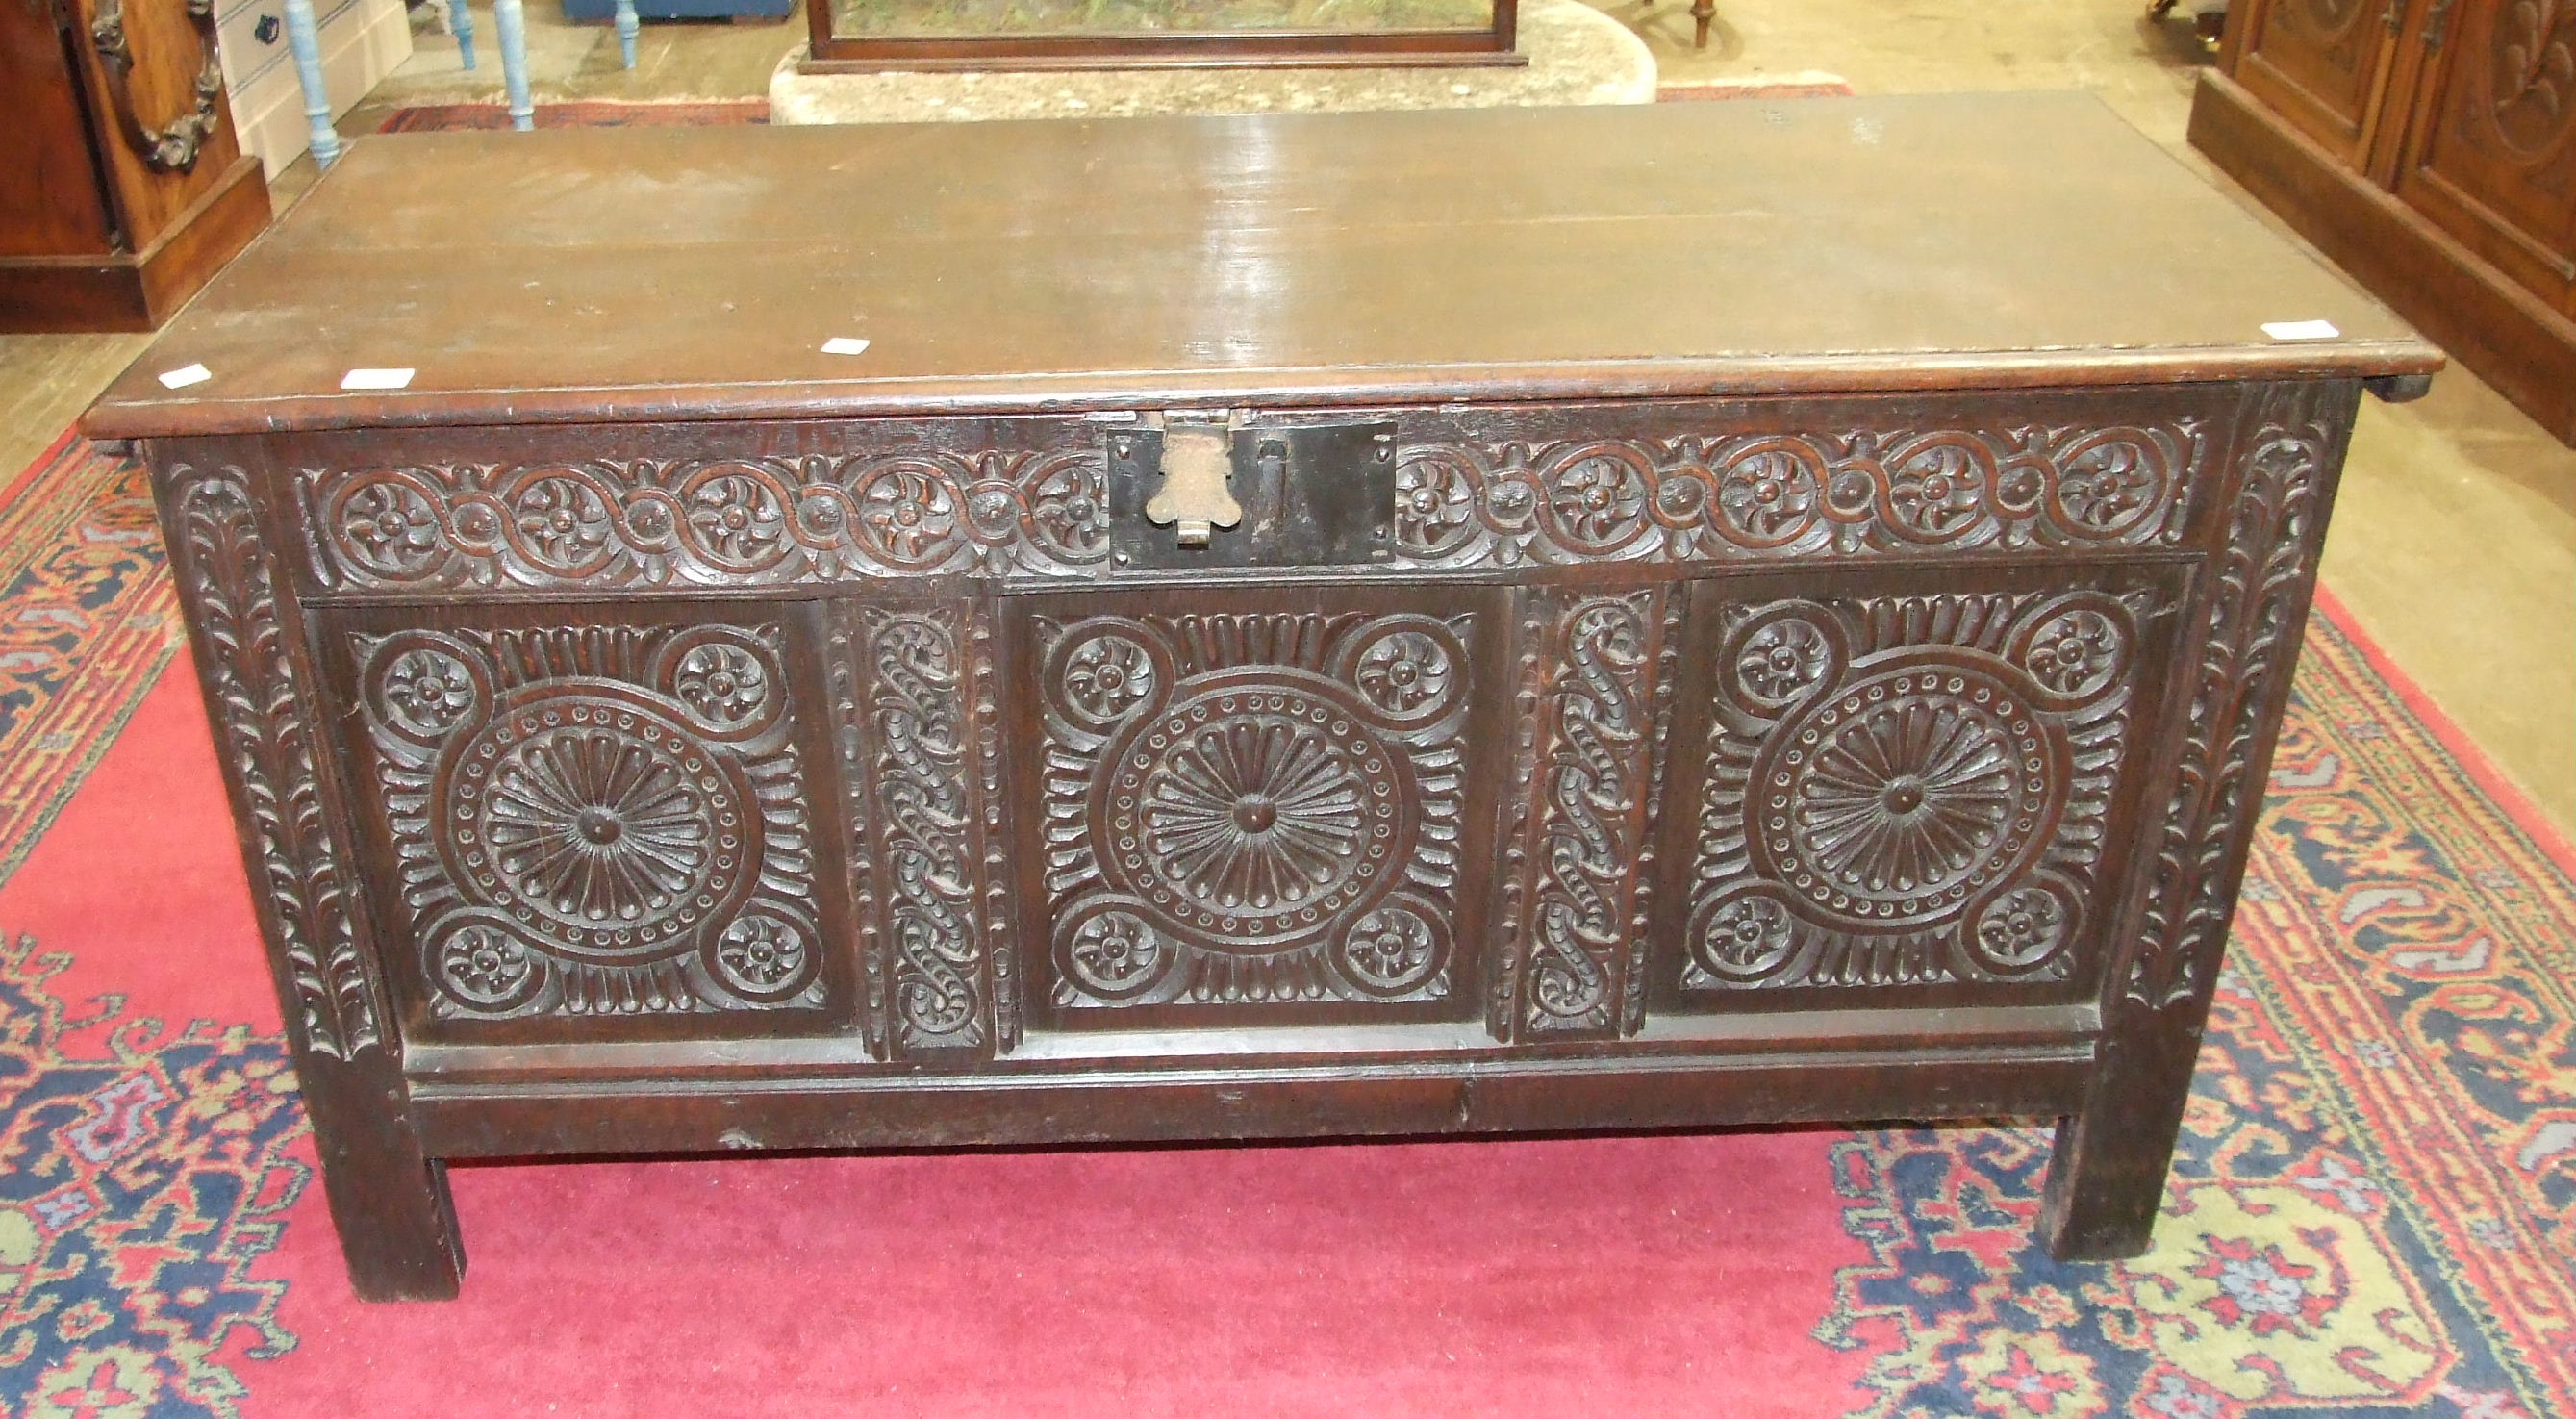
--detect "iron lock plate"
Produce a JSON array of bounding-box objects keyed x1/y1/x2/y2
[{"x1": 1106, "y1": 419, "x2": 1399, "y2": 570}]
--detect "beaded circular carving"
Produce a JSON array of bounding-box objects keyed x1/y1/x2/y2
[
  {"x1": 704, "y1": 910, "x2": 819, "y2": 1001},
  {"x1": 1753, "y1": 659, "x2": 2059, "y2": 930},
  {"x1": 1333, "y1": 895, "x2": 1448, "y2": 997},
  {"x1": 1097, "y1": 676, "x2": 1411, "y2": 950},
  {"x1": 1688, "y1": 883, "x2": 1802, "y2": 983},
  {"x1": 426, "y1": 917, "x2": 544, "y2": 1012},
  {"x1": 1058, "y1": 901, "x2": 1174, "y2": 1002},
  {"x1": 441, "y1": 690, "x2": 753, "y2": 961}
]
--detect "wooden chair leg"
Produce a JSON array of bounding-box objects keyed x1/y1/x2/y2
[
  {"x1": 451, "y1": 0, "x2": 477, "y2": 70},
  {"x1": 1692, "y1": 1, "x2": 1714, "y2": 49}
]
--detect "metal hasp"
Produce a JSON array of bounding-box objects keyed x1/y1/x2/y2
[
  {"x1": 1109, "y1": 415, "x2": 1399, "y2": 570},
  {"x1": 1144, "y1": 425, "x2": 1242, "y2": 547}
]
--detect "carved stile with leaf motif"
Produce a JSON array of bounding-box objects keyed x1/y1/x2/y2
[{"x1": 88, "y1": 98, "x2": 2440, "y2": 1296}]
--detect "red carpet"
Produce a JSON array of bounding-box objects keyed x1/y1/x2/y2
[
  {"x1": 9, "y1": 669, "x2": 1872, "y2": 1417},
  {"x1": 5, "y1": 423, "x2": 2573, "y2": 1415}
]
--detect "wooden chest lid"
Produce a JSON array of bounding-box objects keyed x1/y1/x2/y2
[{"x1": 85, "y1": 91, "x2": 2439, "y2": 439}]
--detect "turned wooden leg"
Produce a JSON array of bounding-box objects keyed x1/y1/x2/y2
[
  {"x1": 2039, "y1": 382, "x2": 2358, "y2": 1261},
  {"x1": 492, "y1": 0, "x2": 535, "y2": 131},
  {"x1": 1692, "y1": 1, "x2": 1714, "y2": 48},
  {"x1": 450, "y1": 0, "x2": 478, "y2": 71},
  {"x1": 281, "y1": 0, "x2": 340, "y2": 167},
  {"x1": 156, "y1": 462, "x2": 467, "y2": 1301}
]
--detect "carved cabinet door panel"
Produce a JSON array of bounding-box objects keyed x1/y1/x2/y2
[
  {"x1": 1647, "y1": 566, "x2": 2187, "y2": 1015},
  {"x1": 315, "y1": 600, "x2": 860, "y2": 1046},
  {"x1": 1007, "y1": 585, "x2": 1512, "y2": 1033},
  {"x1": 2226, "y1": 0, "x2": 2412, "y2": 165},
  {"x1": 2388, "y1": 0, "x2": 2576, "y2": 309}
]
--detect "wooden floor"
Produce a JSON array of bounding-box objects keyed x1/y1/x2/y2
[{"x1": 6, "y1": 0, "x2": 2567, "y2": 837}]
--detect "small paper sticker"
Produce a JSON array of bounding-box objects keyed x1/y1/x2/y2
[
  {"x1": 340, "y1": 367, "x2": 416, "y2": 391},
  {"x1": 821, "y1": 337, "x2": 871, "y2": 356},
  {"x1": 2261, "y1": 319, "x2": 2340, "y2": 342},
  {"x1": 157, "y1": 363, "x2": 212, "y2": 390}
]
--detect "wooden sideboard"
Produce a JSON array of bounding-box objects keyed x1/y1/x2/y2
[
  {"x1": 84, "y1": 97, "x2": 2438, "y2": 1301},
  {"x1": 2192, "y1": 0, "x2": 2576, "y2": 443},
  {"x1": 0, "y1": 0, "x2": 269, "y2": 331}
]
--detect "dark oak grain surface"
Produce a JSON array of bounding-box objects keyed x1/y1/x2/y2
[{"x1": 88, "y1": 92, "x2": 2433, "y2": 437}]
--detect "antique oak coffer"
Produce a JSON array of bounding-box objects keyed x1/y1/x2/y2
[{"x1": 84, "y1": 94, "x2": 2441, "y2": 1300}]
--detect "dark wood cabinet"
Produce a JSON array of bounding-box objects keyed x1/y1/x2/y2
[
  {"x1": 2196, "y1": 0, "x2": 2576, "y2": 442},
  {"x1": 2226, "y1": 0, "x2": 2410, "y2": 165},
  {"x1": 84, "y1": 98, "x2": 2437, "y2": 1300},
  {"x1": 2387, "y1": 0, "x2": 2576, "y2": 311},
  {"x1": 0, "y1": 0, "x2": 269, "y2": 332}
]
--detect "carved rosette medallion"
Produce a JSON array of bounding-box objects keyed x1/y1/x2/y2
[
  {"x1": 1038, "y1": 613, "x2": 1471, "y2": 1011},
  {"x1": 1683, "y1": 590, "x2": 2160, "y2": 993},
  {"x1": 355, "y1": 621, "x2": 824, "y2": 1024}
]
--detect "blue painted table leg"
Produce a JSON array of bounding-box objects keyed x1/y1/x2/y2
[
  {"x1": 281, "y1": 0, "x2": 340, "y2": 166},
  {"x1": 451, "y1": 0, "x2": 477, "y2": 71},
  {"x1": 492, "y1": 0, "x2": 535, "y2": 131},
  {"x1": 616, "y1": 0, "x2": 639, "y2": 68}
]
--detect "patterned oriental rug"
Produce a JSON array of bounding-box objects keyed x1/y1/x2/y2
[{"x1": 3, "y1": 429, "x2": 2571, "y2": 1418}]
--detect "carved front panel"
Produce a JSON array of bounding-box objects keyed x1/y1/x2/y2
[
  {"x1": 1015, "y1": 591, "x2": 1504, "y2": 1028},
  {"x1": 1658, "y1": 578, "x2": 2180, "y2": 1009},
  {"x1": 325, "y1": 605, "x2": 850, "y2": 1041}
]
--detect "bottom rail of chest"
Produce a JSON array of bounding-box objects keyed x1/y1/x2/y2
[{"x1": 403, "y1": 1035, "x2": 2097, "y2": 1160}]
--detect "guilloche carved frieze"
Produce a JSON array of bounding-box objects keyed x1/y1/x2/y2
[
  {"x1": 1390, "y1": 421, "x2": 2202, "y2": 569},
  {"x1": 290, "y1": 414, "x2": 2203, "y2": 592},
  {"x1": 300, "y1": 445, "x2": 1112, "y2": 590}
]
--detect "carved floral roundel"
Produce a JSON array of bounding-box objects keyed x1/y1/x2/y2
[
  {"x1": 1098, "y1": 674, "x2": 1414, "y2": 950},
  {"x1": 439, "y1": 686, "x2": 757, "y2": 960},
  {"x1": 1753, "y1": 657, "x2": 2061, "y2": 929}
]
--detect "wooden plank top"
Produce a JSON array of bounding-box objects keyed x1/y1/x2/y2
[{"x1": 86, "y1": 91, "x2": 2439, "y2": 439}]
